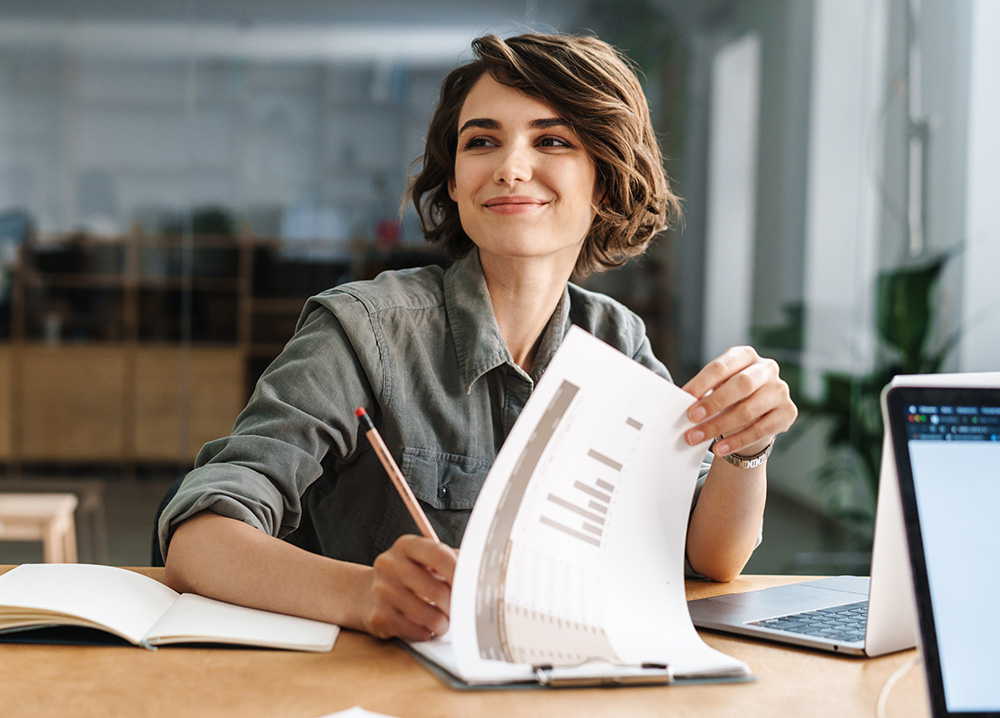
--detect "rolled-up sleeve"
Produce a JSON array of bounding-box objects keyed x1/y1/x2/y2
[{"x1": 158, "y1": 297, "x2": 378, "y2": 557}]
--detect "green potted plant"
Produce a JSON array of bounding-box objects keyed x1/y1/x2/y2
[{"x1": 755, "y1": 252, "x2": 957, "y2": 540}]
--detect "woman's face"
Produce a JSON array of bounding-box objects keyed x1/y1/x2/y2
[{"x1": 448, "y1": 74, "x2": 598, "y2": 271}]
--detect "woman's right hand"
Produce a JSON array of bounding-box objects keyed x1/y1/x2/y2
[{"x1": 361, "y1": 534, "x2": 457, "y2": 641}]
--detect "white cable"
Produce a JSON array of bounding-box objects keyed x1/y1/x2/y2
[{"x1": 876, "y1": 654, "x2": 921, "y2": 718}]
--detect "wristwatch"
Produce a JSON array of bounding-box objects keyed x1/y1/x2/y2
[{"x1": 713, "y1": 437, "x2": 774, "y2": 470}]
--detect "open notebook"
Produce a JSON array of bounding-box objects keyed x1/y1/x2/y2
[{"x1": 0, "y1": 563, "x2": 339, "y2": 651}]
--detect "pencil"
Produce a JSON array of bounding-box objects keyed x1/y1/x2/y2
[{"x1": 355, "y1": 407, "x2": 441, "y2": 543}]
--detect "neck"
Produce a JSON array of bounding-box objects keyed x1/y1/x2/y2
[{"x1": 479, "y1": 253, "x2": 574, "y2": 373}]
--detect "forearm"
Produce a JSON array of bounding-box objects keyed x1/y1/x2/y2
[
  {"x1": 164, "y1": 510, "x2": 372, "y2": 631},
  {"x1": 685, "y1": 459, "x2": 767, "y2": 582}
]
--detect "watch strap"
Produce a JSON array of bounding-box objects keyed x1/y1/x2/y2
[{"x1": 713, "y1": 437, "x2": 774, "y2": 470}]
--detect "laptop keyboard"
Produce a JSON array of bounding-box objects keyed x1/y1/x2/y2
[{"x1": 748, "y1": 601, "x2": 868, "y2": 643}]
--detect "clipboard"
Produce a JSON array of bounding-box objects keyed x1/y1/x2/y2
[
  {"x1": 398, "y1": 330, "x2": 755, "y2": 692},
  {"x1": 533, "y1": 661, "x2": 674, "y2": 688},
  {"x1": 401, "y1": 642, "x2": 754, "y2": 691}
]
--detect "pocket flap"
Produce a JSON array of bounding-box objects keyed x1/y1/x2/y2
[{"x1": 400, "y1": 448, "x2": 491, "y2": 510}]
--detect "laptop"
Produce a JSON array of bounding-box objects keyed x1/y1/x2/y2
[
  {"x1": 885, "y1": 382, "x2": 1000, "y2": 717},
  {"x1": 687, "y1": 372, "x2": 1000, "y2": 657}
]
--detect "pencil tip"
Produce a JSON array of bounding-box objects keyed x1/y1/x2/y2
[{"x1": 355, "y1": 407, "x2": 366, "y2": 418}]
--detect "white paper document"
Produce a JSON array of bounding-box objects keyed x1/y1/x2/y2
[
  {"x1": 409, "y1": 327, "x2": 750, "y2": 687},
  {"x1": 318, "y1": 708, "x2": 401, "y2": 718}
]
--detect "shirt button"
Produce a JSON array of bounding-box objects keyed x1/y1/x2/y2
[{"x1": 437, "y1": 486, "x2": 449, "y2": 500}]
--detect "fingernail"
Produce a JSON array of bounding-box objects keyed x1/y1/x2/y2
[
  {"x1": 690, "y1": 406, "x2": 707, "y2": 422},
  {"x1": 715, "y1": 442, "x2": 730, "y2": 455},
  {"x1": 688, "y1": 429, "x2": 705, "y2": 444}
]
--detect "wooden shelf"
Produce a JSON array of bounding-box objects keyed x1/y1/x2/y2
[
  {"x1": 26, "y1": 274, "x2": 127, "y2": 289},
  {"x1": 0, "y1": 346, "x2": 12, "y2": 460},
  {"x1": 251, "y1": 298, "x2": 306, "y2": 314},
  {"x1": 16, "y1": 344, "x2": 129, "y2": 462},
  {"x1": 4, "y1": 232, "x2": 253, "y2": 467},
  {"x1": 133, "y1": 346, "x2": 245, "y2": 462},
  {"x1": 137, "y1": 276, "x2": 241, "y2": 291},
  {"x1": 249, "y1": 343, "x2": 290, "y2": 359},
  {"x1": 3, "y1": 232, "x2": 449, "y2": 468}
]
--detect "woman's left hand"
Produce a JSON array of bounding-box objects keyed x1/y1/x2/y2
[{"x1": 681, "y1": 346, "x2": 797, "y2": 457}]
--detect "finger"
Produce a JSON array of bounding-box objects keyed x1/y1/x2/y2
[
  {"x1": 411, "y1": 540, "x2": 459, "y2": 587},
  {"x1": 376, "y1": 576, "x2": 451, "y2": 634},
  {"x1": 684, "y1": 368, "x2": 775, "y2": 445},
  {"x1": 370, "y1": 563, "x2": 451, "y2": 636},
  {"x1": 682, "y1": 346, "x2": 760, "y2": 403},
  {"x1": 367, "y1": 601, "x2": 444, "y2": 643},
  {"x1": 687, "y1": 357, "x2": 778, "y2": 426},
  {"x1": 698, "y1": 385, "x2": 797, "y2": 456},
  {"x1": 686, "y1": 373, "x2": 781, "y2": 443},
  {"x1": 712, "y1": 414, "x2": 780, "y2": 456},
  {"x1": 375, "y1": 545, "x2": 453, "y2": 617},
  {"x1": 392, "y1": 538, "x2": 457, "y2": 609},
  {"x1": 401, "y1": 562, "x2": 453, "y2": 615},
  {"x1": 394, "y1": 535, "x2": 458, "y2": 583}
]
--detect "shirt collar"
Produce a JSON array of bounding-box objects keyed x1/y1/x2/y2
[
  {"x1": 444, "y1": 248, "x2": 571, "y2": 393},
  {"x1": 529, "y1": 285, "x2": 571, "y2": 383},
  {"x1": 444, "y1": 248, "x2": 511, "y2": 393}
]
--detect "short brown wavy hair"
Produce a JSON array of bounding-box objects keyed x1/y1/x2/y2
[{"x1": 407, "y1": 33, "x2": 681, "y2": 276}]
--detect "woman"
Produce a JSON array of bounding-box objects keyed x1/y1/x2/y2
[{"x1": 162, "y1": 33, "x2": 797, "y2": 642}]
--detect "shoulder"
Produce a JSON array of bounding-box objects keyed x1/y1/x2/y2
[
  {"x1": 567, "y1": 282, "x2": 647, "y2": 351},
  {"x1": 566, "y1": 282, "x2": 672, "y2": 382},
  {"x1": 301, "y1": 264, "x2": 447, "y2": 320}
]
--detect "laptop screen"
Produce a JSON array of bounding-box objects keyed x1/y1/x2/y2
[{"x1": 887, "y1": 385, "x2": 1000, "y2": 717}]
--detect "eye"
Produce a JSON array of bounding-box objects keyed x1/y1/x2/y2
[
  {"x1": 461, "y1": 136, "x2": 497, "y2": 150},
  {"x1": 538, "y1": 136, "x2": 573, "y2": 149}
]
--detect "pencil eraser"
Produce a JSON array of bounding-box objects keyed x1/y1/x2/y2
[{"x1": 355, "y1": 407, "x2": 367, "y2": 418}]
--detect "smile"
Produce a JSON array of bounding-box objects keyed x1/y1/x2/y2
[{"x1": 482, "y1": 197, "x2": 548, "y2": 215}]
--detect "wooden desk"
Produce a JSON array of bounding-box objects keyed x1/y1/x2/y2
[{"x1": 0, "y1": 567, "x2": 928, "y2": 718}]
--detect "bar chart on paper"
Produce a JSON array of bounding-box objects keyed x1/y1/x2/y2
[
  {"x1": 444, "y1": 327, "x2": 746, "y2": 684},
  {"x1": 540, "y1": 433, "x2": 641, "y2": 548},
  {"x1": 473, "y1": 378, "x2": 649, "y2": 665}
]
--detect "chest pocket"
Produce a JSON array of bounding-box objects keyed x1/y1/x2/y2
[
  {"x1": 400, "y1": 447, "x2": 492, "y2": 510},
  {"x1": 374, "y1": 447, "x2": 492, "y2": 552}
]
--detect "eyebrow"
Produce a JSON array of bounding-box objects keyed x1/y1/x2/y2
[{"x1": 457, "y1": 117, "x2": 571, "y2": 134}]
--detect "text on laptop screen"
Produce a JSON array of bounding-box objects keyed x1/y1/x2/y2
[{"x1": 904, "y1": 399, "x2": 1000, "y2": 713}]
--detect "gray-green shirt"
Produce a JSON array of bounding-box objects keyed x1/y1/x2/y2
[{"x1": 159, "y1": 249, "x2": 711, "y2": 564}]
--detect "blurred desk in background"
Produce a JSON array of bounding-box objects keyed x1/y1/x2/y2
[{"x1": 0, "y1": 478, "x2": 106, "y2": 562}]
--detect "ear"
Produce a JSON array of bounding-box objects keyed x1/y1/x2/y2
[{"x1": 448, "y1": 176, "x2": 457, "y2": 203}]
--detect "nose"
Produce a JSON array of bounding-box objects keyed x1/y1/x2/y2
[{"x1": 493, "y1": 143, "x2": 532, "y2": 186}]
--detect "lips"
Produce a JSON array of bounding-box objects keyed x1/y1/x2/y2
[{"x1": 483, "y1": 196, "x2": 548, "y2": 214}]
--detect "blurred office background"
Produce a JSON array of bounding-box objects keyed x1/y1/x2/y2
[{"x1": 0, "y1": 0, "x2": 997, "y2": 571}]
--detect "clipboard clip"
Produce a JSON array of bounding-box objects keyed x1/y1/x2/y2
[{"x1": 532, "y1": 661, "x2": 674, "y2": 688}]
